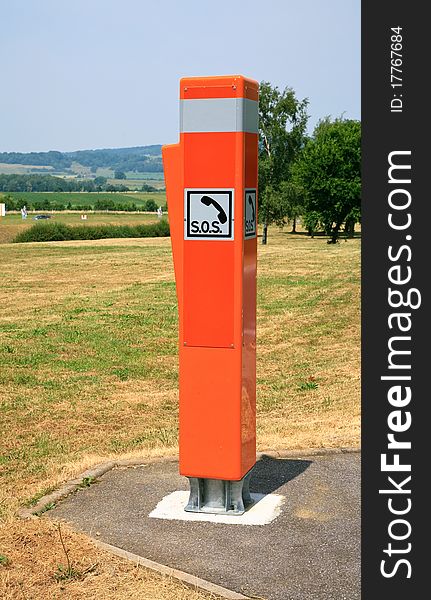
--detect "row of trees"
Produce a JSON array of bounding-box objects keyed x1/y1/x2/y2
[
  {"x1": 2, "y1": 195, "x2": 162, "y2": 213},
  {"x1": 0, "y1": 174, "x2": 159, "y2": 194},
  {"x1": 0, "y1": 150, "x2": 70, "y2": 170},
  {"x1": 0, "y1": 174, "x2": 129, "y2": 193},
  {"x1": 258, "y1": 82, "x2": 360, "y2": 244}
]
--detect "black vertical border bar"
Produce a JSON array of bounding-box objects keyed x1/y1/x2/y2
[{"x1": 362, "y1": 1, "x2": 427, "y2": 597}]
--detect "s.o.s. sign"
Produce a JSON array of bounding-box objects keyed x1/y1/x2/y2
[{"x1": 184, "y1": 189, "x2": 234, "y2": 240}]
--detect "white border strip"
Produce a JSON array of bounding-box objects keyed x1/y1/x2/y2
[{"x1": 180, "y1": 98, "x2": 258, "y2": 133}]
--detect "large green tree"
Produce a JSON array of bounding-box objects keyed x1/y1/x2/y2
[
  {"x1": 258, "y1": 82, "x2": 309, "y2": 244},
  {"x1": 294, "y1": 118, "x2": 361, "y2": 243}
]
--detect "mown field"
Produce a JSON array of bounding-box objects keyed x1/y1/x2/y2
[
  {"x1": 0, "y1": 228, "x2": 360, "y2": 598},
  {"x1": 0, "y1": 212, "x2": 163, "y2": 244},
  {"x1": 0, "y1": 163, "x2": 54, "y2": 175},
  {"x1": 107, "y1": 177, "x2": 165, "y2": 190},
  {"x1": 4, "y1": 190, "x2": 167, "y2": 206}
]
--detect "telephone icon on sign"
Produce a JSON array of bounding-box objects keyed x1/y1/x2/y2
[
  {"x1": 200, "y1": 195, "x2": 228, "y2": 224},
  {"x1": 247, "y1": 194, "x2": 255, "y2": 222}
]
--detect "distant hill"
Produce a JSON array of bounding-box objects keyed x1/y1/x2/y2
[{"x1": 0, "y1": 145, "x2": 163, "y2": 174}]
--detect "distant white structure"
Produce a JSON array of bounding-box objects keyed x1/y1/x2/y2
[
  {"x1": 157, "y1": 206, "x2": 163, "y2": 219},
  {"x1": 0, "y1": 203, "x2": 5, "y2": 217},
  {"x1": 81, "y1": 214, "x2": 88, "y2": 220},
  {"x1": 21, "y1": 205, "x2": 27, "y2": 219}
]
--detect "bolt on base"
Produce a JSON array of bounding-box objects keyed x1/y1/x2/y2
[{"x1": 185, "y1": 468, "x2": 254, "y2": 515}]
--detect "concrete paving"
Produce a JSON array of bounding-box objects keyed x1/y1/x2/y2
[{"x1": 50, "y1": 452, "x2": 360, "y2": 600}]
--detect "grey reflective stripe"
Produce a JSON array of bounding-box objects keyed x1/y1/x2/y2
[{"x1": 180, "y1": 98, "x2": 258, "y2": 133}]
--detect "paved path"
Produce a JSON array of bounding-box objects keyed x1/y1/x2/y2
[{"x1": 51, "y1": 453, "x2": 360, "y2": 600}]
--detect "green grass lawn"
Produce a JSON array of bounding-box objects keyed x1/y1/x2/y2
[{"x1": 0, "y1": 228, "x2": 360, "y2": 519}]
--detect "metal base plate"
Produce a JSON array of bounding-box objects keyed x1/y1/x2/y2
[{"x1": 185, "y1": 468, "x2": 254, "y2": 515}]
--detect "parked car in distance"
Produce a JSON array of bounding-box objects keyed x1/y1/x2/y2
[{"x1": 33, "y1": 214, "x2": 52, "y2": 220}]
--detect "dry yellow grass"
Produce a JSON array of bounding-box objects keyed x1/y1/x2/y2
[
  {"x1": 0, "y1": 519, "x2": 215, "y2": 600},
  {"x1": 0, "y1": 227, "x2": 360, "y2": 598}
]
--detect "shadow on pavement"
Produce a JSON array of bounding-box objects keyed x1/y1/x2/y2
[{"x1": 250, "y1": 455, "x2": 312, "y2": 495}]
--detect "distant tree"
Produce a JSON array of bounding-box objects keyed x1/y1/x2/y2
[
  {"x1": 295, "y1": 118, "x2": 361, "y2": 243},
  {"x1": 0, "y1": 174, "x2": 91, "y2": 193},
  {"x1": 145, "y1": 199, "x2": 158, "y2": 212},
  {"x1": 51, "y1": 202, "x2": 66, "y2": 211},
  {"x1": 344, "y1": 206, "x2": 361, "y2": 238},
  {"x1": 74, "y1": 204, "x2": 93, "y2": 212},
  {"x1": 302, "y1": 210, "x2": 321, "y2": 238},
  {"x1": 94, "y1": 176, "x2": 107, "y2": 188},
  {"x1": 258, "y1": 81, "x2": 309, "y2": 244},
  {"x1": 278, "y1": 180, "x2": 306, "y2": 233},
  {"x1": 37, "y1": 199, "x2": 53, "y2": 210},
  {"x1": 2, "y1": 194, "x2": 16, "y2": 211},
  {"x1": 104, "y1": 183, "x2": 128, "y2": 192},
  {"x1": 141, "y1": 183, "x2": 157, "y2": 192},
  {"x1": 94, "y1": 198, "x2": 115, "y2": 211},
  {"x1": 80, "y1": 180, "x2": 96, "y2": 192},
  {"x1": 114, "y1": 170, "x2": 126, "y2": 180},
  {"x1": 258, "y1": 184, "x2": 288, "y2": 232}
]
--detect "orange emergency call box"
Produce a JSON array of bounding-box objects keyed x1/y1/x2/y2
[{"x1": 162, "y1": 75, "x2": 258, "y2": 514}]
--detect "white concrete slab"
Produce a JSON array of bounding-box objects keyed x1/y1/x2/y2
[{"x1": 148, "y1": 491, "x2": 284, "y2": 525}]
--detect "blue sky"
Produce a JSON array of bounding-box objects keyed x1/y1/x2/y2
[{"x1": 0, "y1": 0, "x2": 360, "y2": 152}]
